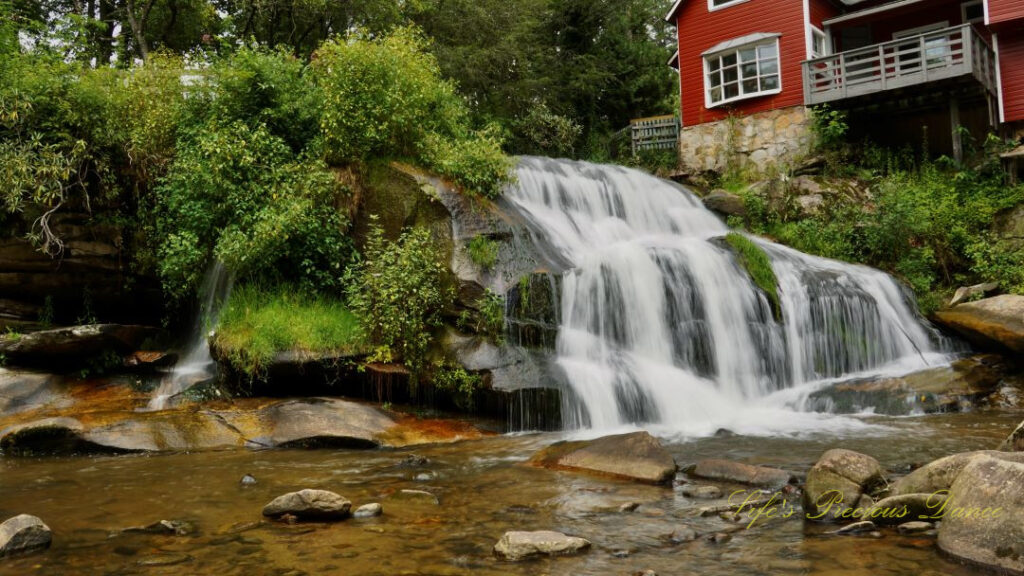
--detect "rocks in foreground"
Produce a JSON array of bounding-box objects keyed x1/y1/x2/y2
[
  {"x1": 529, "y1": 431, "x2": 677, "y2": 485},
  {"x1": 262, "y1": 490, "x2": 351, "y2": 521},
  {"x1": 493, "y1": 530, "x2": 591, "y2": 561},
  {"x1": 0, "y1": 515, "x2": 52, "y2": 557},
  {"x1": 686, "y1": 459, "x2": 793, "y2": 488},
  {"x1": 0, "y1": 324, "x2": 162, "y2": 369},
  {"x1": 1003, "y1": 419, "x2": 1024, "y2": 452},
  {"x1": 891, "y1": 450, "x2": 1024, "y2": 495},
  {"x1": 803, "y1": 449, "x2": 886, "y2": 521},
  {"x1": 934, "y1": 294, "x2": 1024, "y2": 353},
  {"x1": 937, "y1": 454, "x2": 1024, "y2": 574}
]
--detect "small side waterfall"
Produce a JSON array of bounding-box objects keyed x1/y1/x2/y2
[
  {"x1": 504, "y1": 157, "x2": 957, "y2": 434},
  {"x1": 148, "y1": 262, "x2": 233, "y2": 410}
]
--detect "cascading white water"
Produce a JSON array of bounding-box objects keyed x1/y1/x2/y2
[
  {"x1": 147, "y1": 262, "x2": 233, "y2": 410},
  {"x1": 505, "y1": 157, "x2": 957, "y2": 435}
]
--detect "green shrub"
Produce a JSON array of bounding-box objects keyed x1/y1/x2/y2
[
  {"x1": 345, "y1": 221, "x2": 454, "y2": 378},
  {"x1": 478, "y1": 289, "x2": 505, "y2": 342},
  {"x1": 431, "y1": 360, "x2": 482, "y2": 410},
  {"x1": 724, "y1": 232, "x2": 781, "y2": 320},
  {"x1": 215, "y1": 284, "x2": 366, "y2": 375},
  {"x1": 467, "y1": 235, "x2": 499, "y2": 269}
]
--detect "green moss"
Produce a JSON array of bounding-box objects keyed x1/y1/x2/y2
[
  {"x1": 724, "y1": 232, "x2": 782, "y2": 322},
  {"x1": 467, "y1": 235, "x2": 499, "y2": 270},
  {"x1": 215, "y1": 284, "x2": 367, "y2": 375}
]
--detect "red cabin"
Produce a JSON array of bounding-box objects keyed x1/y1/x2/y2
[{"x1": 665, "y1": 0, "x2": 1024, "y2": 168}]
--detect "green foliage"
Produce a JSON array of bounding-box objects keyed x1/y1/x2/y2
[
  {"x1": 478, "y1": 289, "x2": 506, "y2": 342},
  {"x1": 723, "y1": 233, "x2": 781, "y2": 321},
  {"x1": 467, "y1": 235, "x2": 499, "y2": 270},
  {"x1": 511, "y1": 104, "x2": 583, "y2": 158},
  {"x1": 155, "y1": 121, "x2": 352, "y2": 300},
  {"x1": 431, "y1": 360, "x2": 483, "y2": 411},
  {"x1": 810, "y1": 105, "x2": 849, "y2": 151},
  {"x1": 214, "y1": 283, "x2": 365, "y2": 376},
  {"x1": 345, "y1": 221, "x2": 454, "y2": 379}
]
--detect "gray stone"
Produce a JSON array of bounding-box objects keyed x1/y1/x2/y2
[
  {"x1": 937, "y1": 455, "x2": 1024, "y2": 573},
  {"x1": 353, "y1": 503, "x2": 382, "y2": 518},
  {"x1": 687, "y1": 459, "x2": 793, "y2": 488},
  {"x1": 898, "y1": 521, "x2": 934, "y2": 534},
  {"x1": 934, "y1": 295, "x2": 1024, "y2": 354},
  {"x1": 530, "y1": 431, "x2": 677, "y2": 484},
  {"x1": 0, "y1": 324, "x2": 161, "y2": 369},
  {"x1": 892, "y1": 450, "x2": 1024, "y2": 495},
  {"x1": 262, "y1": 490, "x2": 351, "y2": 521},
  {"x1": 1003, "y1": 420, "x2": 1024, "y2": 452},
  {"x1": 832, "y1": 520, "x2": 876, "y2": 535},
  {"x1": 949, "y1": 282, "x2": 1000, "y2": 307},
  {"x1": 618, "y1": 502, "x2": 640, "y2": 513},
  {"x1": 803, "y1": 449, "x2": 886, "y2": 522},
  {"x1": 796, "y1": 194, "x2": 825, "y2": 217},
  {"x1": 680, "y1": 484, "x2": 723, "y2": 499},
  {"x1": 668, "y1": 526, "x2": 698, "y2": 543},
  {"x1": 395, "y1": 490, "x2": 439, "y2": 505},
  {"x1": 240, "y1": 474, "x2": 257, "y2": 486},
  {"x1": 865, "y1": 493, "x2": 947, "y2": 526},
  {"x1": 122, "y1": 520, "x2": 194, "y2": 536},
  {"x1": 266, "y1": 398, "x2": 392, "y2": 449},
  {"x1": 702, "y1": 190, "x2": 747, "y2": 217},
  {"x1": 0, "y1": 515, "x2": 52, "y2": 556},
  {"x1": 492, "y1": 530, "x2": 591, "y2": 561}
]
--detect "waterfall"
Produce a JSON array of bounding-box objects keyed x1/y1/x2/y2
[
  {"x1": 147, "y1": 262, "x2": 234, "y2": 410},
  {"x1": 504, "y1": 157, "x2": 957, "y2": 435}
]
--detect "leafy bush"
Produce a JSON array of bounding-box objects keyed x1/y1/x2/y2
[
  {"x1": 431, "y1": 360, "x2": 482, "y2": 410},
  {"x1": 345, "y1": 221, "x2": 454, "y2": 378},
  {"x1": 215, "y1": 284, "x2": 366, "y2": 375},
  {"x1": 467, "y1": 235, "x2": 499, "y2": 269}
]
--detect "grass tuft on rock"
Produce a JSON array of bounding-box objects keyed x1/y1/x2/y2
[
  {"x1": 724, "y1": 232, "x2": 782, "y2": 322},
  {"x1": 214, "y1": 284, "x2": 366, "y2": 375}
]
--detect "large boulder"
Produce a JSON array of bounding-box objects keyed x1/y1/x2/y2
[
  {"x1": 686, "y1": 459, "x2": 793, "y2": 488},
  {"x1": 949, "y1": 282, "x2": 1000, "y2": 307},
  {"x1": 937, "y1": 455, "x2": 1024, "y2": 573},
  {"x1": 263, "y1": 398, "x2": 393, "y2": 449},
  {"x1": 934, "y1": 295, "x2": 1024, "y2": 354},
  {"x1": 493, "y1": 531, "x2": 591, "y2": 561},
  {"x1": 0, "y1": 324, "x2": 162, "y2": 369},
  {"x1": 702, "y1": 189, "x2": 746, "y2": 217},
  {"x1": 892, "y1": 450, "x2": 1024, "y2": 495},
  {"x1": 0, "y1": 514, "x2": 52, "y2": 557},
  {"x1": 864, "y1": 493, "x2": 947, "y2": 526},
  {"x1": 530, "y1": 431, "x2": 677, "y2": 484},
  {"x1": 262, "y1": 490, "x2": 351, "y2": 521},
  {"x1": 803, "y1": 449, "x2": 886, "y2": 521}
]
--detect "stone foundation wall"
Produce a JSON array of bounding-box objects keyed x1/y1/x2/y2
[{"x1": 678, "y1": 106, "x2": 813, "y2": 175}]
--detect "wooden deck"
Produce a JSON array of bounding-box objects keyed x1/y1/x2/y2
[{"x1": 803, "y1": 24, "x2": 997, "y2": 106}]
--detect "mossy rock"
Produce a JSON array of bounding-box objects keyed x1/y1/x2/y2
[{"x1": 720, "y1": 233, "x2": 782, "y2": 322}]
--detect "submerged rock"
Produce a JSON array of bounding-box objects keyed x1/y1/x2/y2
[
  {"x1": 122, "y1": 520, "x2": 194, "y2": 536},
  {"x1": 687, "y1": 459, "x2": 793, "y2": 488},
  {"x1": 492, "y1": 530, "x2": 591, "y2": 561},
  {"x1": 937, "y1": 454, "x2": 1024, "y2": 573},
  {"x1": 352, "y1": 503, "x2": 382, "y2": 518},
  {"x1": 934, "y1": 294, "x2": 1024, "y2": 353},
  {"x1": 897, "y1": 521, "x2": 934, "y2": 534},
  {"x1": 803, "y1": 449, "x2": 886, "y2": 522},
  {"x1": 530, "y1": 431, "x2": 677, "y2": 484},
  {"x1": 0, "y1": 514, "x2": 52, "y2": 557},
  {"x1": 679, "y1": 484, "x2": 723, "y2": 499},
  {"x1": 832, "y1": 520, "x2": 876, "y2": 535},
  {"x1": 262, "y1": 490, "x2": 351, "y2": 521}
]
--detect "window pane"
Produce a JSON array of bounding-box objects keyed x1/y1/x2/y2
[
  {"x1": 760, "y1": 59, "x2": 778, "y2": 74},
  {"x1": 708, "y1": 71, "x2": 721, "y2": 87},
  {"x1": 724, "y1": 83, "x2": 739, "y2": 99},
  {"x1": 742, "y1": 79, "x2": 758, "y2": 94},
  {"x1": 722, "y1": 53, "x2": 737, "y2": 67},
  {"x1": 740, "y1": 48, "x2": 756, "y2": 62},
  {"x1": 709, "y1": 57, "x2": 721, "y2": 72},
  {"x1": 761, "y1": 75, "x2": 779, "y2": 90},
  {"x1": 741, "y1": 62, "x2": 758, "y2": 78},
  {"x1": 758, "y1": 44, "x2": 777, "y2": 59},
  {"x1": 723, "y1": 66, "x2": 737, "y2": 83},
  {"x1": 710, "y1": 86, "x2": 722, "y2": 102}
]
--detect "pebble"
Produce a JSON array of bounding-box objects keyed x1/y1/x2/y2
[
  {"x1": 833, "y1": 520, "x2": 877, "y2": 535},
  {"x1": 240, "y1": 474, "x2": 257, "y2": 486},
  {"x1": 897, "y1": 521, "x2": 933, "y2": 535},
  {"x1": 668, "y1": 526, "x2": 698, "y2": 543},
  {"x1": 619, "y1": 502, "x2": 641, "y2": 513},
  {"x1": 681, "y1": 484, "x2": 723, "y2": 499},
  {"x1": 353, "y1": 503, "x2": 383, "y2": 518}
]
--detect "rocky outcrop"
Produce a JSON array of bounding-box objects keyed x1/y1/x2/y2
[
  {"x1": 0, "y1": 324, "x2": 163, "y2": 370},
  {"x1": 892, "y1": 450, "x2": 1024, "y2": 495},
  {"x1": 262, "y1": 490, "x2": 351, "y2": 521},
  {"x1": 686, "y1": 459, "x2": 793, "y2": 488},
  {"x1": 493, "y1": 530, "x2": 591, "y2": 561},
  {"x1": 864, "y1": 493, "x2": 946, "y2": 526},
  {"x1": 803, "y1": 449, "x2": 886, "y2": 521},
  {"x1": 937, "y1": 455, "x2": 1024, "y2": 574},
  {"x1": 0, "y1": 515, "x2": 52, "y2": 557},
  {"x1": 1003, "y1": 420, "x2": 1024, "y2": 452},
  {"x1": 702, "y1": 190, "x2": 746, "y2": 217},
  {"x1": 530, "y1": 431, "x2": 677, "y2": 484},
  {"x1": 949, "y1": 282, "x2": 1000, "y2": 307},
  {"x1": 934, "y1": 295, "x2": 1024, "y2": 354},
  {"x1": 263, "y1": 398, "x2": 394, "y2": 449}
]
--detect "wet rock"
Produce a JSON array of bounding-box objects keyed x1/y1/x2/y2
[
  {"x1": 492, "y1": 530, "x2": 591, "y2": 561},
  {"x1": 833, "y1": 520, "x2": 876, "y2": 535},
  {"x1": 262, "y1": 490, "x2": 351, "y2": 521},
  {"x1": 240, "y1": 474, "x2": 257, "y2": 486},
  {"x1": 702, "y1": 190, "x2": 746, "y2": 217},
  {"x1": 892, "y1": 450, "x2": 1024, "y2": 495},
  {"x1": 0, "y1": 515, "x2": 52, "y2": 557},
  {"x1": 937, "y1": 454, "x2": 1024, "y2": 573},
  {"x1": 865, "y1": 494, "x2": 946, "y2": 526},
  {"x1": 0, "y1": 417, "x2": 89, "y2": 455},
  {"x1": 265, "y1": 398, "x2": 392, "y2": 449},
  {"x1": 123, "y1": 350, "x2": 176, "y2": 371},
  {"x1": 414, "y1": 471, "x2": 436, "y2": 482},
  {"x1": 803, "y1": 449, "x2": 886, "y2": 522},
  {"x1": 934, "y1": 294, "x2": 1024, "y2": 354},
  {"x1": 1002, "y1": 420, "x2": 1024, "y2": 452},
  {"x1": 668, "y1": 526, "x2": 698, "y2": 543},
  {"x1": 122, "y1": 520, "x2": 194, "y2": 536},
  {"x1": 633, "y1": 571, "x2": 657, "y2": 576},
  {"x1": 137, "y1": 554, "x2": 192, "y2": 567},
  {"x1": 949, "y1": 282, "x2": 1000, "y2": 307},
  {"x1": 530, "y1": 431, "x2": 677, "y2": 485},
  {"x1": 395, "y1": 490, "x2": 440, "y2": 505},
  {"x1": 618, "y1": 502, "x2": 640, "y2": 513},
  {"x1": 898, "y1": 521, "x2": 934, "y2": 534},
  {"x1": 680, "y1": 484, "x2": 723, "y2": 499},
  {"x1": 352, "y1": 503, "x2": 382, "y2": 518},
  {"x1": 397, "y1": 454, "x2": 430, "y2": 467},
  {"x1": 687, "y1": 459, "x2": 793, "y2": 488},
  {"x1": 707, "y1": 532, "x2": 732, "y2": 544},
  {"x1": 0, "y1": 324, "x2": 162, "y2": 369}
]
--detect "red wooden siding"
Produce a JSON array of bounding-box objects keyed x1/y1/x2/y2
[
  {"x1": 998, "y1": 30, "x2": 1024, "y2": 122},
  {"x1": 675, "y1": 0, "x2": 806, "y2": 126},
  {"x1": 809, "y1": 0, "x2": 839, "y2": 29},
  {"x1": 988, "y1": 0, "x2": 1024, "y2": 26}
]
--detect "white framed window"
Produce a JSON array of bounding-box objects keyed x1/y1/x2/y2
[
  {"x1": 704, "y1": 37, "x2": 781, "y2": 107},
  {"x1": 810, "y1": 26, "x2": 828, "y2": 58},
  {"x1": 961, "y1": 0, "x2": 984, "y2": 24},
  {"x1": 709, "y1": 0, "x2": 752, "y2": 12}
]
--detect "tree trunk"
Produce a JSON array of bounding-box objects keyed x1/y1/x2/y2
[{"x1": 124, "y1": 0, "x2": 155, "y2": 61}]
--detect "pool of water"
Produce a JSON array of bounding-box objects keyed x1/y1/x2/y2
[{"x1": 0, "y1": 410, "x2": 1018, "y2": 576}]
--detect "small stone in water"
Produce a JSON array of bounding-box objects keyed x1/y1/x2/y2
[
  {"x1": 668, "y1": 526, "x2": 698, "y2": 543},
  {"x1": 707, "y1": 532, "x2": 731, "y2": 544},
  {"x1": 897, "y1": 521, "x2": 933, "y2": 534},
  {"x1": 619, "y1": 502, "x2": 640, "y2": 513},
  {"x1": 353, "y1": 503, "x2": 382, "y2": 518},
  {"x1": 681, "y1": 484, "x2": 723, "y2": 499},
  {"x1": 240, "y1": 474, "x2": 257, "y2": 486},
  {"x1": 137, "y1": 554, "x2": 192, "y2": 567},
  {"x1": 833, "y1": 520, "x2": 876, "y2": 535},
  {"x1": 414, "y1": 472, "x2": 435, "y2": 482},
  {"x1": 397, "y1": 454, "x2": 429, "y2": 467}
]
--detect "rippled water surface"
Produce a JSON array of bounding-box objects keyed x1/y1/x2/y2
[{"x1": 0, "y1": 411, "x2": 1018, "y2": 576}]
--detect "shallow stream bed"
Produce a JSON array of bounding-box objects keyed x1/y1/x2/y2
[{"x1": 0, "y1": 410, "x2": 1019, "y2": 576}]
